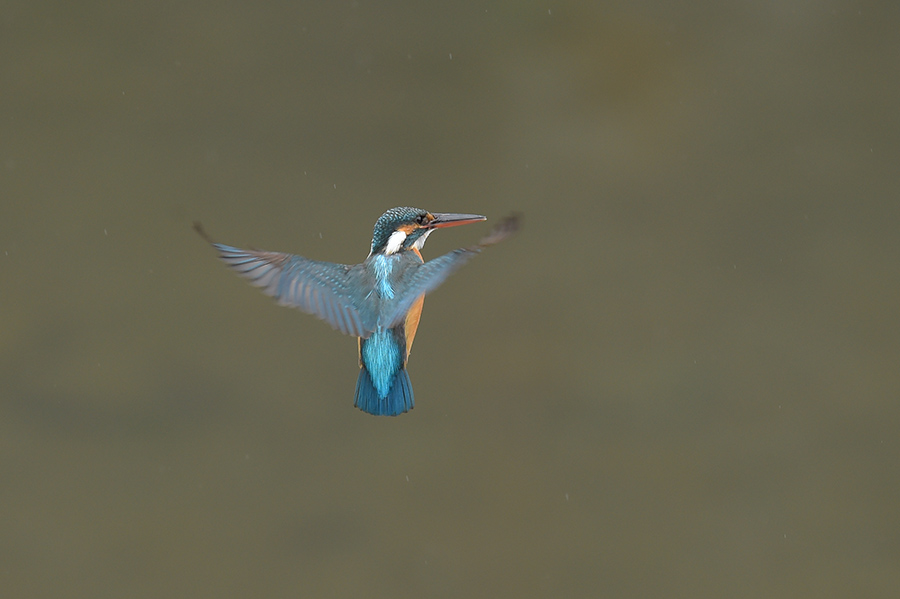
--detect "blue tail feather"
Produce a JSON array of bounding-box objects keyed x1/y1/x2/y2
[{"x1": 354, "y1": 366, "x2": 414, "y2": 416}]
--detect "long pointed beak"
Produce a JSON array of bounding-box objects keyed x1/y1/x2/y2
[{"x1": 429, "y1": 212, "x2": 487, "y2": 228}]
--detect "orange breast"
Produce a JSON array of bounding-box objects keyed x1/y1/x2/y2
[
  {"x1": 404, "y1": 294, "x2": 426, "y2": 358},
  {"x1": 404, "y1": 246, "x2": 426, "y2": 357}
]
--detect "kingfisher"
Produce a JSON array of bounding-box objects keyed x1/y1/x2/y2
[{"x1": 195, "y1": 207, "x2": 519, "y2": 416}]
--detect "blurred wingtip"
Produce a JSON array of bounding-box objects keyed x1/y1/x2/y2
[
  {"x1": 478, "y1": 212, "x2": 522, "y2": 247},
  {"x1": 192, "y1": 221, "x2": 215, "y2": 245}
]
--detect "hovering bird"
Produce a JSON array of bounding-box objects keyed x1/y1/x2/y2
[{"x1": 195, "y1": 207, "x2": 518, "y2": 416}]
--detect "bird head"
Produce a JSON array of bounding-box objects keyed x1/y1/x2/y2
[{"x1": 369, "y1": 207, "x2": 486, "y2": 256}]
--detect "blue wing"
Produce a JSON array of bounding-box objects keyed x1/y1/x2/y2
[
  {"x1": 381, "y1": 248, "x2": 481, "y2": 329},
  {"x1": 381, "y1": 215, "x2": 520, "y2": 329},
  {"x1": 211, "y1": 243, "x2": 371, "y2": 338}
]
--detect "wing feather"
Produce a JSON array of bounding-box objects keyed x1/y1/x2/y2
[
  {"x1": 212, "y1": 243, "x2": 370, "y2": 338},
  {"x1": 381, "y1": 215, "x2": 520, "y2": 329},
  {"x1": 382, "y1": 249, "x2": 480, "y2": 329}
]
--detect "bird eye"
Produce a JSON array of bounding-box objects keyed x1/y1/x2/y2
[{"x1": 416, "y1": 214, "x2": 429, "y2": 226}]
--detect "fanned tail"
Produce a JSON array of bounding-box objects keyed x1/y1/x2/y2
[{"x1": 354, "y1": 366, "x2": 414, "y2": 416}]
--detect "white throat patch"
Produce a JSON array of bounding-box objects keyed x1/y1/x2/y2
[
  {"x1": 413, "y1": 229, "x2": 434, "y2": 250},
  {"x1": 384, "y1": 230, "x2": 407, "y2": 255}
]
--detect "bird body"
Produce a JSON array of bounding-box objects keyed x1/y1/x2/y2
[{"x1": 196, "y1": 207, "x2": 518, "y2": 416}]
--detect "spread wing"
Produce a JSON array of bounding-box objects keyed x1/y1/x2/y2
[
  {"x1": 381, "y1": 248, "x2": 480, "y2": 329},
  {"x1": 382, "y1": 214, "x2": 521, "y2": 329},
  {"x1": 210, "y1": 242, "x2": 371, "y2": 338}
]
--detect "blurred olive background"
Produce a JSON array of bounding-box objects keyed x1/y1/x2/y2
[{"x1": 2, "y1": 2, "x2": 898, "y2": 598}]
